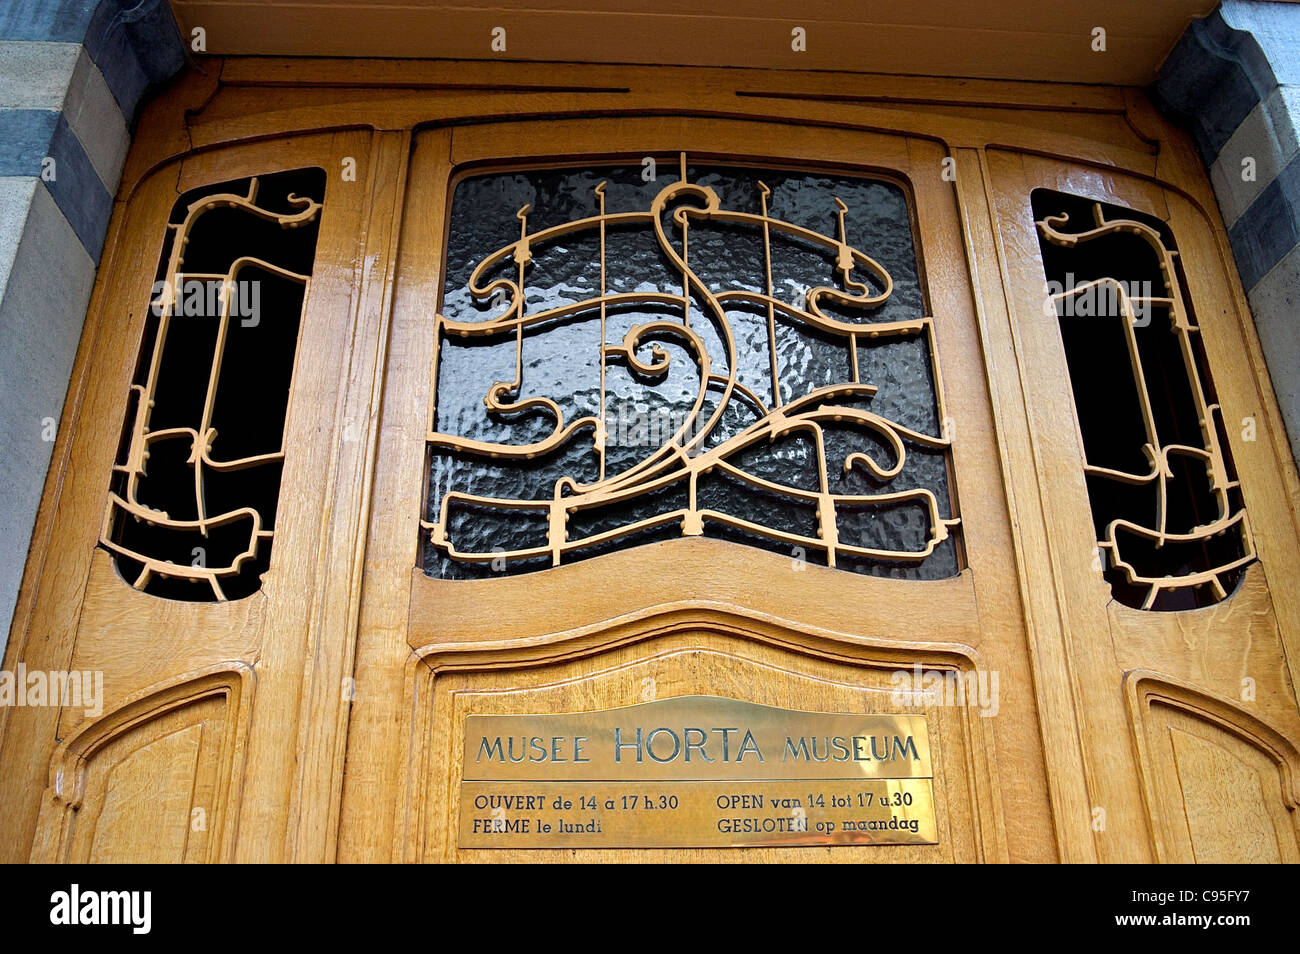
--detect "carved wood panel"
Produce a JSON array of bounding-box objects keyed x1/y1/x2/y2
[
  {"x1": 1126, "y1": 673, "x2": 1300, "y2": 863},
  {"x1": 401, "y1": 618, "x2": 1001, "y2": 862},
  {"x1": 32, "y1": 665, "x2": 253, "y2": 864}
]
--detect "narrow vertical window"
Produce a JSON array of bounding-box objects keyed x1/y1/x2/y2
[
  {"x1": 1033, "y1": 189, "x2": 1254, "y2": 610},
  {"x1": 101, "y1": 168, "x2": 325, "y2": 600}
]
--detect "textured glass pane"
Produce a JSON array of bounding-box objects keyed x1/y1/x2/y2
[
  {"x1": 426, "y1": 159, "x2": 960, "y2": 580},
  {"x1": 1032, "y1": 189, "x2": 1254, "y2": 610}
]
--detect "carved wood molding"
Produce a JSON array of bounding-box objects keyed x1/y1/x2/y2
[
  {"x1": 1123, "y1": 669, "x2": 1300, "y2": 861},
  {"x1": 120, "y1": 58, "x2": 1189, "y2": 205},
  {"x1": 31, "y1": 662, "x2": 255, "y2": 863},
  {"x1": 408, "y1": 538, "x2": 979, "y2": 649},
  {"x1": 397, "y1": 601, "x2": 1005, "y2": 862}
]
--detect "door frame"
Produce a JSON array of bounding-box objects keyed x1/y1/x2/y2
[
  {"x1": 340, "y1": 115, "x2": 1047, "y2": 862},
  {"x1": 4, "y1": 58, "x2": 1296, "y2": 863}
]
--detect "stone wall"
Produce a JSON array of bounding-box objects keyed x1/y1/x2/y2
[
  {"x1": 1155, "y1": 0, "x2": 1300, "y2": 469},
  {"x1": 0, "y1": 1, "x2": 184, "y2": 654}
]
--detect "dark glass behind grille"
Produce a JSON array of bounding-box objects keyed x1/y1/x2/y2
[
  {"x1": 104, "y1": 168, "x2": 325, "y2": 600},
  {"x1": 427, "y1": 161, "x2": 959, "y2": 580},
  {"x1": 1032, "y1": 189, "x2": 1252, "y2": 610}
]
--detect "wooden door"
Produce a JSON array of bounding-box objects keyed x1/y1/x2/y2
[
  {"x1": 337, "y1": 117, "x2": 1052, "y2": 863},
  {"x1": 979, "y1": 150, "x2": 1300, "y2": 863},
  {"x1": 0, "y1": 130, "x2": 391, "y2": 863},
  {"x1": 4, "y1": 74, "x2": 1298, "y2": 864}
]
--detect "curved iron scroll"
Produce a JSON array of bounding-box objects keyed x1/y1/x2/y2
[
  {"x1": 425, "y1": 158, "x2": 959, "y2": 575},
  {"x1": 101, "y1": 170, "x2": 325, "y2": 600},
  {"x1": 1035, "y1": 193, "x2": 1255, "y2": 610}
]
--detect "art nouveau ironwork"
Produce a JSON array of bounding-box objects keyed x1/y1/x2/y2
[
  {"x1": 101, "y1": 170, "x2": 324, "y2": 600},
  {"x1": 1035, "y1": 194, "x2": 1255, "y2": 610},
  {"x1": 424, "y1": 157, "x2": 959, "y2": 578}
]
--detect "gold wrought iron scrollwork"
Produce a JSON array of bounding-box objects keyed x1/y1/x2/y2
[
  {"x1": 1037, "y1": 202, "x2": 1255, "y2": 609},
  {"x1": 425, "y1": 156, "x2": 959, "y2": 571},
  {"x1": 101, "y1": 176, "x2": 322, "y2": 599}
]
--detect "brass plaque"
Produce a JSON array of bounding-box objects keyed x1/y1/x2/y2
[{"x1": 457, "y1": 695, "x2": 938, "y2": 848}]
